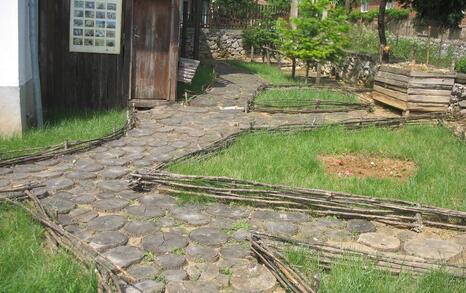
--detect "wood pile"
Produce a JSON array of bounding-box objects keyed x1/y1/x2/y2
[{"x1": 373, "y1": 64, "x2": 455, "y2": 115}]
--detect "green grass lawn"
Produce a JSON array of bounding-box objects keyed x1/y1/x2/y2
[
  {"x1": 0, "y1": 109, "x2": 126, "y2": 160},
  {"x1": 227, "y1": 60, "x2": 298, "y2": 85},
  {"x1": 254, "y1": 88, "x2": 359, "y2": 109},
  {"x1": 178, "y1": 63, "x2": 215, "y2": 97},
  {"x1": 285, "y1": 247, "x2": 466, "y2": 293},
  {"x1": 169, "y1": 125, "x2": 466, "y2": 292},
  {"x1": 0, "y1": 205, "x2": 97, "y2": 293},
  {"x1": 169, "y1": 125, "x2": 466, "y2": 211}
]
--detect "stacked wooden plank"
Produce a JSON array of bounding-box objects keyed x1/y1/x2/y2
[
  {"x1": 373, "y1": 64, "x2": 455, "y2": 115},
  {"x1": 178, "y1": 58, "x2": 201, "y2": 84}
]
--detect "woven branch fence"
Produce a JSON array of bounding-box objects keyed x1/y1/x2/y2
[
  {"x1": 248, "y1": 85, "x2": 373, "y2": 114},
  {"x1": 0, "y1": 108, "x2": 136, "y2": 168},
  {"x1": 154, "y1": 114, "x2": 454, "y2": 172},
  {"x1": 130, "y1": 171, "x2": 466, "y2": 232},
  {"x1": 0, "y1": 187, "x2": 140, "y2": 293},
  {"x1": 251, "y1": 235, "x2": 317, "y2": 293},
  {"x1": 252, "y1": 233, "x2": 466, "y2": 279}
]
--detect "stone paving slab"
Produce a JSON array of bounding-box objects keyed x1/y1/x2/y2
[{"x1": 1, "y1": 61, "x2": 465, "y2": 292}]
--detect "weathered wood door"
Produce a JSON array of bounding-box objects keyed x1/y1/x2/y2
[{"x1": 131, "y1": 0, "x2": 179, "y2": 106}]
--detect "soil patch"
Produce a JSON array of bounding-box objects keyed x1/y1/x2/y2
[{"x1": 319, "y1": 154, "x2": 416, "y2": 180}]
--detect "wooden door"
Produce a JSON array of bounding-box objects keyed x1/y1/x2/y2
[{"x1": 131, "y1": 0, "x2": 179, "y2": 106}]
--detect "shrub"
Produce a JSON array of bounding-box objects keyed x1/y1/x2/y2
[
  {"x1": 348, "y1": 10, "x2": 379, "y2": 22},
  {"x1": 456, "y1": 57, "x2": 466, "y2": 73},
  {"x1": 348, "y1": 8, "x2": 410, "y2": 22},
  {"x1": 386, "y1": 8, "x2": 411, "y2": 20}
]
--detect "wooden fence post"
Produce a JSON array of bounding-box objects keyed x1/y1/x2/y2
[{"x1": 426, "y1": 26, "x2": 432, "y2": 65}]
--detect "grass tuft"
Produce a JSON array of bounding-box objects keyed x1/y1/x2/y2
[{"x1": 0, "y1": 204, "x2": 97, "y2": 293}]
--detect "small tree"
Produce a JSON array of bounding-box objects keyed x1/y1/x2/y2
[{"x1": 276, "y1": 0, "x2": 350, "y2": 83}]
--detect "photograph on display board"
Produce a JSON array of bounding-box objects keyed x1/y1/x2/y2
[{"x1": 69, "y1": 0, "x2": 122, "y2": 54}]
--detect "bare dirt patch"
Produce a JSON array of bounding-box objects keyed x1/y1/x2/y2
[{"x1": 319, "y1": 154, "x2": 416, "y2": 180}]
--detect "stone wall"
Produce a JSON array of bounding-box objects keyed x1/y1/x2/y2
[
  {"x1": 184, "y1": 28, "x2": 246, "y2": 60},
  {"x1": 452, "y1": 74, "x2": 466, "y2": 115},
  {"x1": 333, "y1": 52, "x2": 380, "y2": 88}
]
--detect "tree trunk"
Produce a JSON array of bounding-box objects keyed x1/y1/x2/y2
[
  {"x1": 292, "y1": 58, "x2": 296, "y2": 79},
  {"x1": 316, "y1": 63, "x2": 321, "y2": 85},
  {"x1": 305, "y1": 62, "x2": 310, "y2": 84},
  {"x1": 345, "y1": 0, "x2": 351, "y2": 14},
  {"x1": 378, "y1": 0, "x2": 389, "y2": 63}
]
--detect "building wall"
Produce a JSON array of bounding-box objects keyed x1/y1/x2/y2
[
  {"x1": 0, "y1": 0, "x2": 35, "y2": 137},
  {"x1": 39, "y1": 0, "x2": 132, "y2": 111},
  {"x1": 0, "y1": 0, "x2": 20, "y2": 87}
]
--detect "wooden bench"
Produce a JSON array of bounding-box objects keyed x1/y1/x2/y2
[{"x1": 178, "y1": 58, "x2": 200, "y2": 84}]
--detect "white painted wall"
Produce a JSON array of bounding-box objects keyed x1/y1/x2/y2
[
  {"x1": 0, "y1": 0, "x2": 20, "y2": 87},
  {"x1": 0, "y1": 0, "x2": 34, "y2": 136}
]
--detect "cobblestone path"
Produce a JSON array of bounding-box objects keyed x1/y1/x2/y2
[{"x1": 1, "y1": 62, "x2": 465, "y2": 292}]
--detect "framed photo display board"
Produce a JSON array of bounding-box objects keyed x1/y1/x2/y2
[{"x1": 70, "y1": 0, "x2": 122, "y2": 54}]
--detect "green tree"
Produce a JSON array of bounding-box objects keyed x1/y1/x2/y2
[
  {"x1": 398, "y1": 0, "x2": 466, "y2": 28},
  {"x1": 276, "y1": 0, "x2": 349, "y2": 83}
]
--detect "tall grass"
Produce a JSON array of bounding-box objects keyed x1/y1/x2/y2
[
  {"x1": 0, "y1": 205, "x2": 97, "y2": 292},
  {"x1": 0, "y1": 109, "x2": 126, "y2": 160},
  {"x1": 170, "y1": 125, "x2": 466, "y2": 210},
  {"x1": 348, "y1": 26, "x2": 455, "y2": 69},
  {"x1": 284, "y1": 247, "x2": 466, "y2": 293}
]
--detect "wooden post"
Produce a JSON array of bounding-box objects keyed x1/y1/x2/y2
[
  {"x1": 251, "y1": 46, "x2": 254, "y2": 62},
  {"x1": 290, "y1": 0, "x2": 298, "y2": 79},
  {"x1": 192, "y1": 0, "x2": 202, "y2": 60},
  {"x1": 411, "y1": 44, "x2": 417, "y2": 65},
  {"x1": 290, "y1": 0, "x2": 298, "y2": 29},
  {"x1": 426, "y1": 26, "x2": 432, "y2": 65},
  {"x1": 180, "y1": 0, "x2": 189, "y2": 58},
  {"x1": 345, "y1": 0, "x2": 351, "y2": 14}
]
